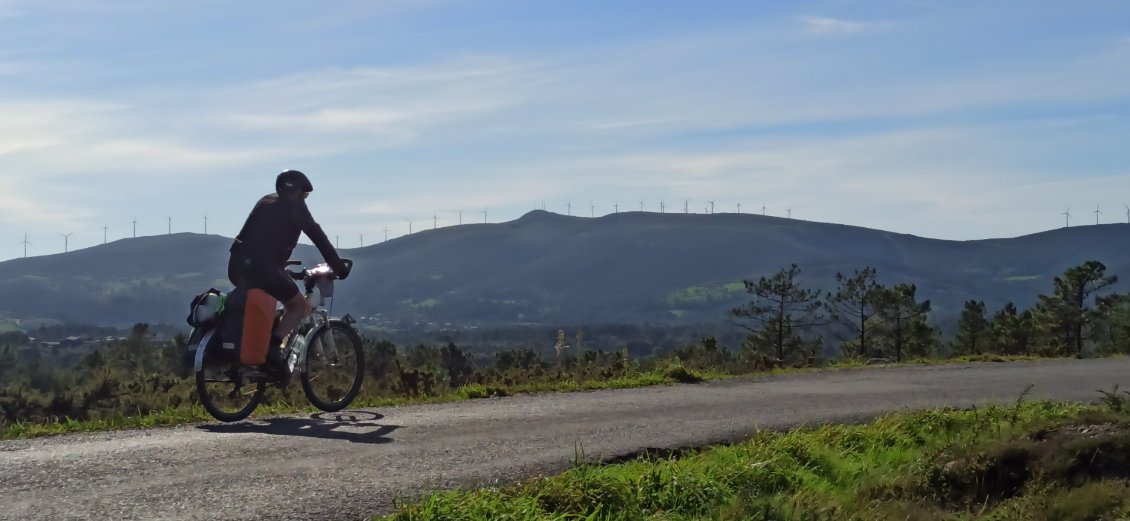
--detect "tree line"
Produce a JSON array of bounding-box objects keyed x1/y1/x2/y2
[
  {"x1": 2, "y1": 259, "x2": 1127, "y2": 429},
  {"x1": 730, "y1": 260, "x2": 1124, "y2": 364}
]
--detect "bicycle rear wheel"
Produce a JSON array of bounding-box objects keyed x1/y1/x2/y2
[
  {"x1": 300, "y1": 321, "x2": 364, "y2": 412},
  {"x1": 196, "y1": 363, "x2": 266, "y2": 422}
]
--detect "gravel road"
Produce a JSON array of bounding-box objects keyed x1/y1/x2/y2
[{"x1": 3, "y1": 358, "x2": 1128, "y2": 520}]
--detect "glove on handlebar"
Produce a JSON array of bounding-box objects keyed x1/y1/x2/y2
[{"x1": 331, "y1": 260, "x2": 351, "y2": 280}]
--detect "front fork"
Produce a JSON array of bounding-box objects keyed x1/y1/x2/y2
[
  {"x1": 296, "y1": 314, "x2": 358, "y2": 370},
  {"x1": 287, "y1": 308, "x2": 331, "y2": 373}
]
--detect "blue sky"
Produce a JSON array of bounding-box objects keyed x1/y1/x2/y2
[{"x1": 1, "y1": 0, "x2": 1129, "y2": 260}]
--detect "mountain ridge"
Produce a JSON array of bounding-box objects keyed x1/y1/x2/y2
[{"x1": 1, "y1": 211, "x2": 1126, "y2": 328}]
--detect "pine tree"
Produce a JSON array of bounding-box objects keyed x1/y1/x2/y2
[
  {"x1": 731, "y1": 264, "x2": 823, "y2": 362},
  {"x1": 1093, "y1": 292, "x2": 1130, "y2": 355},
  {"x1": 905, "y1": 320, "x2": 941, "y2": 359},
  {"x1": 989, "y1": 302, "x2": 1033, "y2": 355},
  {"x1": 952, "y1": 300, "x2": 989, "y2": 356},
  {"x1": 826, "y1": 267, "x2": 884, "y2": 358},
  {"x1": 1035, "y1": 261, "x2": 1117, "y2": 356},
  {"x1": 441, "y1": 342, "x2": 473, "y2": 388},
  {"x1": 875, "y1": 283, "x2": 931, "y2": 362}
]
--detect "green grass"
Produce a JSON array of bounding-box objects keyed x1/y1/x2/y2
[
  {"x1": 0, "y1": 367, "x2": 718, "y2": 440},
  {"x1": 373, "y1": 396, "x2": 1130, "y2": 521},
  {"x1": 101, "y1": 276, "x2": 175, "y2": 295},
  {"x1": 4, "y1": 405, "x2": 215, "y2": 439},
  {"x1": 0, "y1": 355, "x2": 1076, "y2": 441},
  {"x1": 819, "y1": 354, "x2": 1045, "y2": 370},
  {"x1": 1001, "y1": 275, "x2": 1042, "y2": 282},
  {"x1": 663, "y1": 283, "x2": 746, "y2": 306},
  {"x1": 399, "y1": 298, "x2": 440, "y2": 310}
]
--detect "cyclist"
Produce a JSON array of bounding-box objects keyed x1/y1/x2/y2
[{"x1": 227, "y1": 169, "x2": 351, "y2": 380}]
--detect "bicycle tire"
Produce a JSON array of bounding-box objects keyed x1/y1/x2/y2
[
  {"x1": 196, "y1": 363, "x2": 266, "y2": 422},
  {"x1": 300, "y1": 320, "x2": 365, "y2": 412}
]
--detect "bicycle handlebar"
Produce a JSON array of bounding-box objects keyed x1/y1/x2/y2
[{"x1": 287, "y1": 258, "x2": 353, "y2": 281}]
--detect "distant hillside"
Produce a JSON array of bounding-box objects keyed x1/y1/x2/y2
[{"x1": 0, "y1": 211, "x2": 1127, "y2": 328}]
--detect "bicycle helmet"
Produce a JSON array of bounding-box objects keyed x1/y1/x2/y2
[{"x1": 276, "y1": 169, "x2": 313, "y2": 194}]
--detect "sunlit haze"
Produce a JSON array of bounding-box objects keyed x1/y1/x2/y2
[{"x1": 2, "y1": 0, "x2": 1129, "y2": 260}]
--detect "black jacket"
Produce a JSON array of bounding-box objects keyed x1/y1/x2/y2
[{"x1": 229, "y1": 193, "x2": 344, "y2": 272}]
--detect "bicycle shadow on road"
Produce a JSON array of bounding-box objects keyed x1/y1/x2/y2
[{"x1": 197, "y1": 411, "x2": 400, "y2": 444}]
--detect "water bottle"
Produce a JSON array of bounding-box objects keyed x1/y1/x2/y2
[{"x1": 287, "y1": 334, "x2": 307, "y2": 373}]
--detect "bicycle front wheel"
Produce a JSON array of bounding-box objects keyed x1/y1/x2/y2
[
  {"x1": 196, "y1": 363, "x2": 266, "y2": 422},
  {"x1": 300, "y1": 321, "x2": 364, "y2": 412}
]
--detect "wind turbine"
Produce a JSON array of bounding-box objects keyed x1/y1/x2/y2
[
  {"x1": 103, "y1": 225, "x2": 108, "y2": 244},
  {"x1": 19, "y1": 234, "x2": 31, "y2": 258},
  {"x1": 384, "y1": 226, "x2": 389, "y2": 243},
  {"x1": 589, "y1": 202, "x2": 596, "y2": 217},
  {"x1": 1124, "y1": 204, "x2": 1129, "y2": 224},
  {"x1": 566, "y1": 201, "x2": 572, "y2": 216},
  {"x1": 659, "y1": 200, "x2": 666, "y2": 213},
  {"x1": 1063, "y1": 208, "x2": 1071, "y2": 228},
  {"x1": 614, "y1": 203, "x2": 619, "y2": 213},
  {"x1": 59, "y1": 232, "x2": 73, "y2": 253},
  {"x1": 132, "y1": 218, "x2": 137, "y2": 238},
  {"x1": 737, "y1": 202, "x2": 742, "y2": 213},
  {"x1": 1094, "y1": 204, "x2": 1103, "y2": 225},
  {"x1": 787, "y1": 207, "x2": 792, "y2": 219},
  {"x1": 683, "y1": 198, "x2": 690, "y2": 214},
  {"x1": 482, "y1": 208, "x2": 488, "y2": 223},
  {"x1": 707, "y1": 200, "x2": 715, "y2": 214},
  {"x1": 762, "y1": 204, "x2": 767, "y2": 216},
  {"x1": 408, "y1": 220, "x2": 414, "y2": 234},
  {"x1": 639, "y1": 199, "x2": 644, "y2": 212},
  {"x1": 359, "y1": 232, "x2": 365, "y2": 247},
  {"x1": 458, "y1": 209, "x2": 463, "y2": 225},
  {"x1": 203, "y1": 216, "x2": 208, "y2": 234},
  {"x1": 433, "y1": 212, "x2": 437, "y2": 230},
  {"x1": 167, "y1": 217, "x2": 172, "y2": 235}
]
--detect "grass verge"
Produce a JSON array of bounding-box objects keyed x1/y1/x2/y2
[
  {"x1": 0, "y1": 356, "x2": 1070, "y2": 441},
  {"x1": 374, "y1": 391, "x2": 1130, "y2": 521},
  {"x1": 2, "y1": 365, "x2": 721, "y2": 440}
]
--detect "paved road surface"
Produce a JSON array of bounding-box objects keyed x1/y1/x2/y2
[{"x1": 3, "y1": 359, "x2": 1129, "y2": 520}]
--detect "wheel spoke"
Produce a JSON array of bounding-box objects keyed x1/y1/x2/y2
[
  {"x1": 300, "y1": 323, "x2": 364, "y2": 412},
  {"x1": 197, "y1": 363, "x2": 264, "y2": 422}
]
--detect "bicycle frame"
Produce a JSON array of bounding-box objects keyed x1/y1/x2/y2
[
  {"x1": 191, "y1": 262, "x2": 349, "y2": 375},
  {"x1": 284, "y1": 303, "x2": 332, "y2": 374}
]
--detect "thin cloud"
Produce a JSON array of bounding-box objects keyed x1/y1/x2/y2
[
  {"x1": 0, "y1": 180, "x2": 97, "y2": 231},
  {"x1": 0, "y1": 61, "x2": 22, "y2": 75},
  {"x1": 212, "y1": 57, "x2": 539, "y2": 148},
  {"x1": 798, "y1": 15, "x2": 888, "y2": 37},
  {"x1": 2, "y1": 55, "x2": 541, "y2": 176},
  {"x1": 408, "y1": 119, "x2": 1128, "y2": 240},
  {"x1": 0, "y1": 0, "x2": 27, "y2": 19},
  {"x1": 0, "y1": 100, "x2": 287, "y2": 173},
  {"x1": 582, "y1": 118, "x2": 674, "y2": 130},
  {"x1": 2, "y1": 2, "x2": 1129, "y2": 260},
  {"x1": 50, "y1": 140, "x2": 284, "y2": 171}
]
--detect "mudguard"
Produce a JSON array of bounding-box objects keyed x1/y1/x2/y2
[{"x1": 193, "y1": 328, "x2": 216, "y2": 373}]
